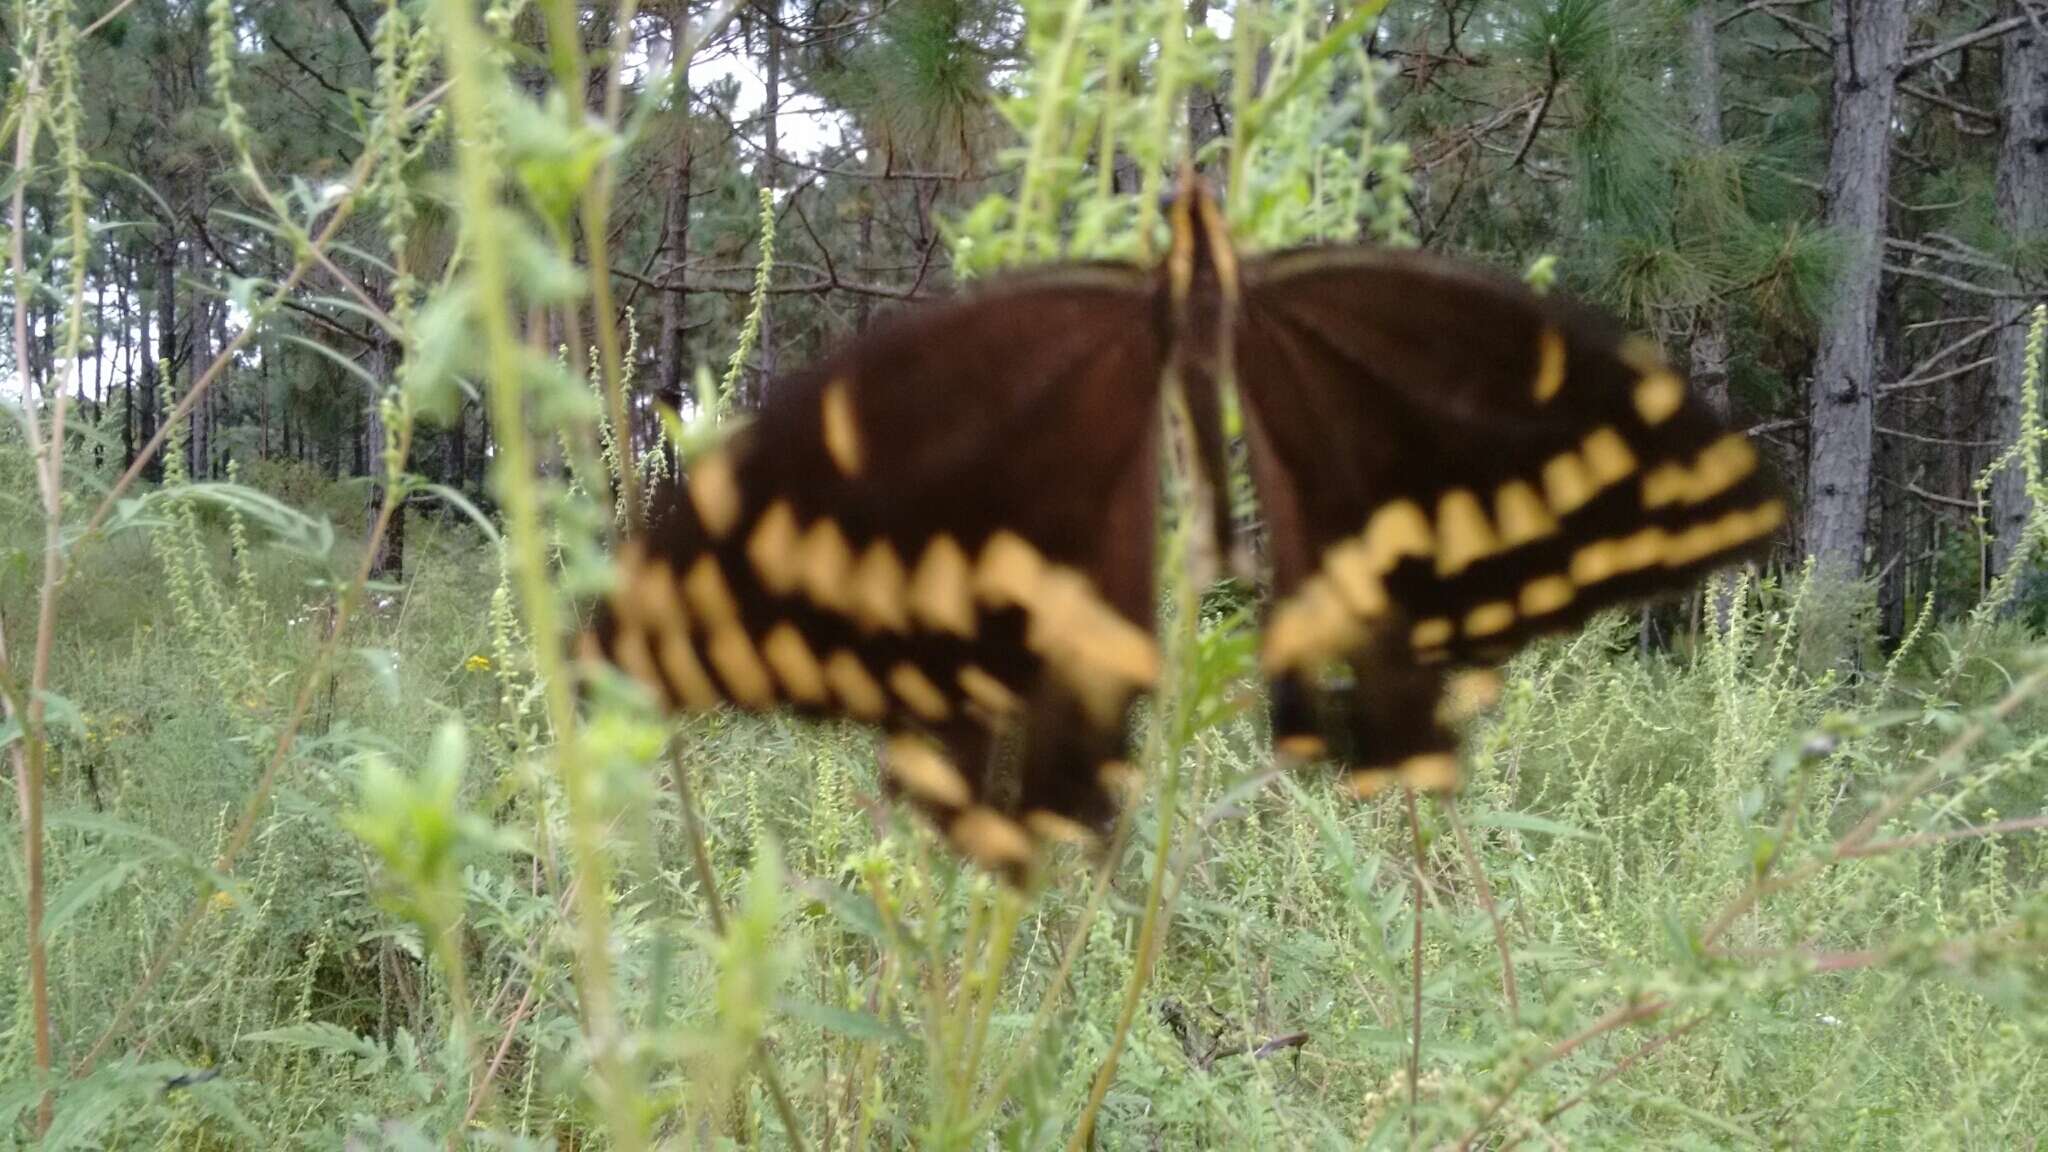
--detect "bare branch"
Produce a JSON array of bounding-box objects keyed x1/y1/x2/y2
[{"x1": 1900, "y1": 15, "x2": 2030, "y2": 73}]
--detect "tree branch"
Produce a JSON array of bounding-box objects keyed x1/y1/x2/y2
[{"x1": 1900, "y1": 15, "x2": 2030, "y2": 74}]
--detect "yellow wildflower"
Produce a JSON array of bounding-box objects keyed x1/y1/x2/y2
[
  {"x1": 464, "y1": 654, "x2": 492, "y2": 672},
  {"x1": 207, "y1": 891, "x2": 234, "y2": 914}
]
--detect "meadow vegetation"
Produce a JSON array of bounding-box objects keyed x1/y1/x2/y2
[{"x1": 3, "y1": 0, "x2": 2047, "y2": 1146}]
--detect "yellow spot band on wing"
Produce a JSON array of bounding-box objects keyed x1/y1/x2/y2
[
  {"x1": 1262, "y1": 576, "x2": 1363, "y2": 673},
  {"x1": 821, "y1": 378, "x2": 863, "y2": 477},
  {"x1": 851, "y1": 541, "x2": 910, "y2": 632},
  {"x1": 1464, "y1": 600, "x2": 1515, "y2": 638},
  {"x1": 824, "y1": 649, "x2": 887, "y2": 720},
  {"x1": 1025, "y1": 809, "x2": 1096, "y2": 845},
  {"x1": 951, "y1": 808, "x2": 1034, "y2": 867},
  {"x1": 1532, "y1": 326, "x2": 1567, "y2": 403},
  {"x1": 1543, "y1": 451, "x2": 1597, "y2": 515},
  {"x1": 1324, "y1": 536, "x2": 1389, "y2": 617},
  {"x1": 683, "y1": 557, "x2": 741, "y2": 628},
  {"x1": 1441, "y1": 670, "x2": 1504, "y2": 722},
  {"x1": 1644, "y1": 434, "x2": 1761, "y2": 509},
  {"x1": 746, "y1": 501, "x2": 802, "y2": 595},
  {"x1": 1366, "y1": 500, "x2": 1435, "y2": 569},
  {"x1": 611, "y1": 625, "x2": 660, "y2": 698},
  {"x1": 798, "y1": 520, "x2": 855, "y2": 613},
  {"x1": 957, "y1": 665, "x2": 1021, "y2": 717},
  {"x1": 1519, "y1": 574, "x2": 1575, "y2": 617},
  {"x1": 1634, "y1": 370, "x2": 1685, "y2": 425},
  {"x1": 888, "y1": 663, "x2": 951, "y2": 722},
  {"x1": 657, "y1": 631, "x2": 720, "y2": 711},
  {"x1": 1275, "y1": 733, "x2": 1329, "y2": 762},
  {"x1": 1494, "y1": 480, "x2": 1557, "y2": 547},
  {"x1": 1411, "y1": 617, "x2": 1454, "y2": 650},
  {"x1": 886, "y1": 734, "x2": 971, "y2": 808},
  {"x1": 1435, "y1": 488, "x2": 1498, "y2": 577},
  {"x1": 1581, "y1": 427, "x2": 1637, "y2": 487},
  {"x1": 974, "y1": 531, "x2": 1045, "y2": 608},
  {"x1": 760, "y1": 623, "x2": 827, "y2": 705},
  {"x1": 908, "y1": 535, "x2": 976, "y2": 637},
  {"x1": 688, "y1": 451, "x2": 742, "y2": 538},
  {"x1": 1663, "y1": 500, "x2": 1785, "y2": 567},
  {"x1": 627, "y1": 557, "x2": 686, "y2": 633},
  {"x1": 705, "y1": 627, "x2": 775, "y2": 709},
  {"x1": 1348, "y1": 752, "x2": 1460, "y2": 798},
  {"x1": 1097, "y1": 760, "x2": 1143, "y2": 801},
  {"x1": 1028, "y1": 568, "x2": 1161, "y2": 687}
]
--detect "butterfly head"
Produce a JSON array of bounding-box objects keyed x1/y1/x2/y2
[{"x1": 1164, "y1": 167, "x2": 1240, "y2": 306}]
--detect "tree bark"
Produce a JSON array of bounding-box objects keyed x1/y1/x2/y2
[
  {"x1": 184, "y1": 227, "x2": 210, "y2": 479},
  {"x1": 1988, "y1": 0, "x2": 2048, "y2": 578},
  {"x1": 445, "y1": 397, "x2": 468, "y2": 492},
  {"x1": 755, "y1": 0, "x2": 781, "y2": 398},
  {"x1": 116, "y1": 247, "x2": 133, "y2": 468},
  {"x1": 1186, "y1": 0, "x2": 1222, "y2": 166},
  {"x1": 365, "y1": 335, "x2": 398, "y2": 577},
  {"x1": 149, "y1": 234, "x2": 176, "y2": 481},
  {"x1": 1804, "y1": 0, "x2": 1907, "y2": 581},
  {"x1": 658, "y1": 4, "x2": 693, "y2": 412},
  {"x1": 1687, "y1": 0, "x2": 1733, "y2": 419}
]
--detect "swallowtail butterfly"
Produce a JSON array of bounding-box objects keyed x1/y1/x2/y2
[{"x1": 586, "y1": 174, "x2": 1782, "y2": 878}]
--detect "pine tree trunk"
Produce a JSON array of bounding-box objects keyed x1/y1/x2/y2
[
  {"x1": 185, "y1": 232, "x2": 209, "y2": 480},
  {"x1": 1186, "y1": 0, "x2": 1220, "y2": 165},
  {"x1": 1875, "y1": 284, "x2": 1907, "y2": 645},
  {"x1": 445, "y1": 397, "x2": 468, "y2": 491},
  {"x1": 1988, "y1": 1, "x2": 2048, "y2": 578},
  {"x1": 366, "y1": 336, "x2": 396, "y2": 577},
  {"x1": 117, "y1": 249, "x2": 133, "y2": 467},
  {"x1": 258, "y1": 343, "x2": 270, "y2": 459},
  {"x1": 1687, "y1": 1, "x2": 1733, "y2": 419},
  {"x1": 1804, "y1": 0, "x2": 1906, "y2": 581},
  {"x1": 755, "y1": 0, "x2": 781, "y2": 399},
  {"x1": 91, "y1": 275, "x2": 103, "y2": 410},
  {"x1": 658, "y1": 5, "x2": 693, "y2": 412},
  {"x1": 854, "y1": 191, "x2": 875, "y2": 333},
  {"x1": 150, "y1": 235, "x2": 176, "y2": 481}
]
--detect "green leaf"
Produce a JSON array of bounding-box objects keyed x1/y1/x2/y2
[
  {"x1": 277, "y1": 331, "x2": 381, "y2": 390},
  {"x1": 356, "y1": 648, "x2": 403, "y2": 706},
  {"x1": 796, "y1": 877, "x2": 885, "y2": 940},
  {"x1": 1466, "y1": 809, "x2": 1600, "y2": 842},
  {"x1": 44, "y1": 857, "x2": 152, "y2": 941},
  {"x1": 47, "y1": 811, "x2": 195, "y2": 863},
  {"x1": 240, "y1": 1022, "x2": 386, "y2": 1060},
  {"x1": 152, "y1": 481, "x2": 335, "y2": 558},
  {"x1": 36, "y1": 690, "x2": 85, "y2": 739},
  {"x1": 414, "y1": 483, "x2": 500, "y2": 545},
  {"x1": 777, "y1": 998, "x2": 915, "y2": 1046}
]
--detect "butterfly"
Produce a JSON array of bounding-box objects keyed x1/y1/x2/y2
[{"x1": 586, "y1": 171, "x2": 1782, "y2": 879}]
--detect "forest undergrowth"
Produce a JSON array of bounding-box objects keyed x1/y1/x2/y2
[
  {"x1": 6, "y1": 410, "x2": 2048, "y2": 1148},
  {"x1": 4, "y1": 0, "x2": 2048, "y2": 1146}
]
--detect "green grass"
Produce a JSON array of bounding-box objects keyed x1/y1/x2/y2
[
  {"x1": 3, "y1": 453, "x2": 2045, "y2": 1148},
  {"x1": 4, "y1": 0, "x2": 2045, "y2": 1143}
]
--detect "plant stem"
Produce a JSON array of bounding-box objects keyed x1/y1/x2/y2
[
  {"x1": 433, "y1": 0, "x2": 640, "y2": 1144},
  {"x1": 6, "y1": 28, "x2": 54, "y2": 1138}
]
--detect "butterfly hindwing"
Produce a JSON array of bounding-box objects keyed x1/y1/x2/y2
[
  {"x1": 1236, "y1": 247, "x2": 1782, "y2": 795},
  {"x1": 591, "y1": 268, "x2": 1166, "y2": 872}
]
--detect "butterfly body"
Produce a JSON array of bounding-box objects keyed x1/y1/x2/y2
[{"x1": 589, "y1": 174, "x2": 1782, "y2": 876}]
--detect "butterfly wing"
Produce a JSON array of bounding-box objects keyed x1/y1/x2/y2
[
  {"x1": 1236, "y1": 247, "x2": 1783, "y2": 795},
  {"x1": 590, "y1": 267, "x2": 1166, "y2": 873}
]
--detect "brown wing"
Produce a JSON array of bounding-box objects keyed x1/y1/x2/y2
[
  {"x1": 588, "y1": 267, "x2": 1166, "y2": 876},
  {"x1": 1236, "y1": 247, "x2": 1783, "y2": 797}
]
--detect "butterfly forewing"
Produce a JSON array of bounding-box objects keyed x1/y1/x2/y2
[
  {"x1": 592, "y1": 180, "x2": 1785, "y2": 876},
  {"x1": 590, "y1": 267, "x2": 1166, "y2": 874},
  {"x1": 1236, "y1": 247, "x2": 1782, "y2": 796}
]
